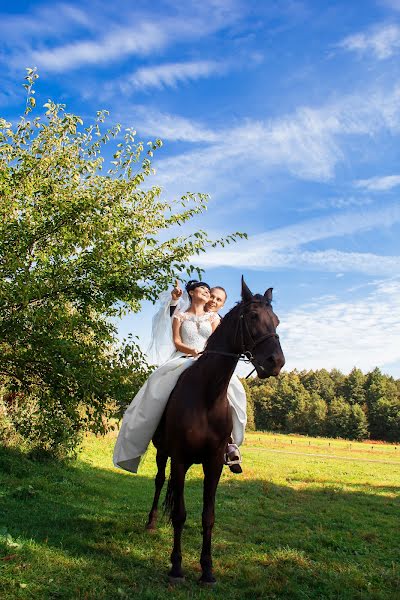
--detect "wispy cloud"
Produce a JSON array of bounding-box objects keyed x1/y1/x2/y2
[
  {"x1": 5, "y1": 0, "x2": 245, "y2": 73},
  {"x1": 238, "y1": 204, "x2": 400, "y2": 252},
  {"x1": 148, "y1": 83, "x2": 400, "y2": 196},
  {"x1": 202, "y1": 248, "x2": 400, "y2": 275},
  {"x1": 196, "y1": 203, "x2": 400, "y2": 274},
  {"x1": 124, "y1": 107, "x2": 218, "y2": 143},
  {"x1": 120, "y1": 60, "x2": 225, "y2": 92},
  {"x1": 281, "y1": 278, "x2": 400, "y2": 373},
  {"x1": 0, "y1": 3, "x2": 91, "y2": 38},
  {"x1": 311, "y1": 196, "x2": 374, "y2": 210},
  {"x1": 354, "y1": 174, "x2": 400, "y2": 191},
  {"x1": 31, "y1": 22, "x2": 168, "y2": 71},
  {"x1": 339, "y1": 22, "x2": 400, "y2": 59}
]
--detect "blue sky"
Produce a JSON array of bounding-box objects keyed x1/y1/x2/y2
[{"x1": 2, "y1": 0, "x2": 400, "y2": 376}]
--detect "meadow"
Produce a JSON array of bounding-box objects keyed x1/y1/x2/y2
[{"x1": 1, "y1": 432, "x2": 399, "y2": 599}]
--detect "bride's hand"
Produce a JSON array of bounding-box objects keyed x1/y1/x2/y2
[{"x1": 171, "y1": 279, "x2": 183, "y2": 301}]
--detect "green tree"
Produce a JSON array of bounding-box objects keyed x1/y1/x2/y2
[
  {"x1": 252, "y1": 372, "x2": 306, "y2": 432},
  {"x1": 326, "y1": 397, "x2": 369, "y2": 440},
  {"x1": 330, "y1": 368, "x2": 347, "y2": 398},
  {"x1": 0, "y1": 70, "x2": 244, "y2": 456},
  {"x1": 364, "y1": 368, "x2": 399, "y2": 440},
  {"x1": 326, "y1": 397, "x2": 351, "y2": 438},
  {"x1": 340, "y1": 368, "x2": 366, "y2": 405},
  {"x1": 247, "y1": 377, "x2": 280, "y2": 431},
  {"x1": 287, "y1": 391, "x2": 327, "y2": 437},
  {"x1": 300, "y1": 369, "x2": 336, "y2": 404},
  {"x1": 347, "y1": 403, "x2": 369, "y2": 441},
  {"x1": 368, "y1": 397, "x2": 400, "y2": 442}
]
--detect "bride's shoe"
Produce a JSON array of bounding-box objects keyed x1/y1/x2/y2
[{"x1": 224, "y1": 443, "x2": 243, "y2": 474}]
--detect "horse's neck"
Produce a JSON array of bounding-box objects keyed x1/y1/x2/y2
[
  {"x1": 201, "y1": 355, "x2": 239, "y2": 400},
  {"x1": 201, "y1": 317, "x2": 240, "y2": 400}
]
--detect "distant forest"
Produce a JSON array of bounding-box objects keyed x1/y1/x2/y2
[{"x1": 242, "y1": 367, "x2": 400, "y2": 442}]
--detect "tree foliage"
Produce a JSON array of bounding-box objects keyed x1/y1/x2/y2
[{"x1": 0, "y1": 70, "x2": 245, "y2": 456}]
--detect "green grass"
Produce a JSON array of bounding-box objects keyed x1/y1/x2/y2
[{"x1": 1, "y1": 431, "x2": 399, "y2": 599}]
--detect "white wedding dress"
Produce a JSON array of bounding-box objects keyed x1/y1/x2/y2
[{"x1": 113, "y1": 311, "x2": 247, "y2": 474}]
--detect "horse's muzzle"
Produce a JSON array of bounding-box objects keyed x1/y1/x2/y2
[{"x1": 256, "y1": 351, "x2": 285, "y2": 379}]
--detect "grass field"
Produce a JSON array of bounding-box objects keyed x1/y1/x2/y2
[{"x1": 1, "y1": 431, "x2": 399, "y2": 599}]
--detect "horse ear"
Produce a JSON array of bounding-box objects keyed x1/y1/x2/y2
[
  {"x1": 241, "y1": 276, "x2": 253, "y2": 302},
  {"x1": 264, "y1": 287, "x2": 273, "y2": 303}
]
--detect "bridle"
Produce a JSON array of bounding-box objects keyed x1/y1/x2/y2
[{"x1": 201, "y1": 300, "x2": 279, "y2": 375}]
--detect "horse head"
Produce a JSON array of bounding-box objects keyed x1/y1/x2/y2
[{"x1": 239, "y1": 276, "x2": 285, "y2": 378}]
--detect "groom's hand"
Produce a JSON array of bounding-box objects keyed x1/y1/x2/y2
[{"x1": 171, "y1": 279, "x2": 183, "y2": 301}]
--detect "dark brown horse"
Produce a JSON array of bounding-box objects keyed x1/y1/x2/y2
[{"x1": 146, "y1": 277, "x2": 285, "y2": 585}]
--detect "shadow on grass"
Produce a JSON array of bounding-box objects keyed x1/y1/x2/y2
[{"x1": 0, "y1": 444, "x2": 399, "y2": 600}]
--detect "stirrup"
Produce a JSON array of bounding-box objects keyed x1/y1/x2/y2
[{"x1": 224, "y1": 443, "x2": 242, "y2": 466}]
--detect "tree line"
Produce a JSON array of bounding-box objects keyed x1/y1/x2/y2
[{"x1": 242, "y1": 367, "x2": 400, "y2": 442}]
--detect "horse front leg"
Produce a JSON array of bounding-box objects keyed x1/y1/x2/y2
[
  {"x1": 200, "y1": 457, "x2": 223, "y2": 585},
  {"x1": 168, "y1": 460, "x2": 188, "y2": 583},
  {"x1": 146, "y1": 448, "x2": 168, "y2": 531}
]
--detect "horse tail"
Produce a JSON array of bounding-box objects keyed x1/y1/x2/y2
[{"x1": 163, "y1": 475, "x2": 174, "y2": 522}]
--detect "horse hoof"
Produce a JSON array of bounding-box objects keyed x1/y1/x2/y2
[
  {"x1": 145, "y1": 524, "x2": 156, "y2": 533},
  {"x1": 199, "y1": 577, "x2": 217, "y2": 587},
  {"x1": 168, "y1": 575, "x2": 185, "y2": 585}
]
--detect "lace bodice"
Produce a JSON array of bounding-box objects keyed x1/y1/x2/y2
[{"x1": 173, "y1": 311, "x2": 219, "y2": 352}]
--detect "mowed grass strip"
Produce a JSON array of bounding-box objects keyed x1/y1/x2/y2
[
  {"x1": 245, "y1": 431, "x2": 400, "y2": 460},
  {"x1": 0, "y1": 432, "x2": 399, "y2": 599}
]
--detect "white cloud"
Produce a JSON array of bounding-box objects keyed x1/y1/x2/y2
[
  {"x1": 0, "y1": 3, "x2": 92, "y2": 38},
  {"x1": 149, "y1": 84, "x2": 400, "y2": 195},
  {"x1": 198, "y1": 246, "x2": 400, "y2": 275},
  {"x1": 339, "y1": 23, "x2": 400, "y2": 59},
  {"x1": 280, "y1": 278, "x2": 400, "y2": 373},
  {"x1": 128, "y1": 107, "x2": 218, "y2": 143},
  {"x1": 6, "y1": 0, "x2": 245, "y2": 72},
  {"x1": 311, "y1": 196, "x2": 374, "y2": 210},
  {"x1": 201, "y1": 248, "x2": 400, "y2": 275},
  {"x1": 354, "y1": 174, "x2": 400, "y2": 191},
  {"x1": 31, "y1": 22, "x2": 168, "y2": 71},
  {"x1": 290, "y1": 249, "x2": 400, "y2": 275},
  {"x1": 196, "y1": 204, "x2": 400, "y2": 274},
  {"x1": 122, "y1": 60, "x2": 224, "y2": 92}
]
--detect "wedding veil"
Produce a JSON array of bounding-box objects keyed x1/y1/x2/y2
[{"x1": 146, "y1": 289, "x2": 190, "y2": 366}]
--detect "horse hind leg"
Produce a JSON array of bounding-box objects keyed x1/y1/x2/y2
[
  {"x1": 146, "y1": 449, "x2": 168, "y2": 531},
  {"x1": 199, "y1": 458, "x2": 223, "y2": 586}
]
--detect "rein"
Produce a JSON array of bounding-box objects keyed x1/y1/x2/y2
[{"x1": 201, "y1": 300, "x2": 279, "y2": 375}]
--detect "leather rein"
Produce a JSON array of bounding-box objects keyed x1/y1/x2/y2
[{"x1": 201, "y1": 300, "x2": 279, "y2": 375}]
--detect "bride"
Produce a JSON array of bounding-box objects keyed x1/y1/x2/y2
[{"x1": 113, "y1": 280, "x2": 247, "y2": 474}]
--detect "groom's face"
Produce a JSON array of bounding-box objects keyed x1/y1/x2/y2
[{"x1": 206, "y1": 287, "x2": 226, "y2": 312}]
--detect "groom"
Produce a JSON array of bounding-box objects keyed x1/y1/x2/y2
[{"x1": 169, "y1": 280, "x2": 243, "y2": 474}]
